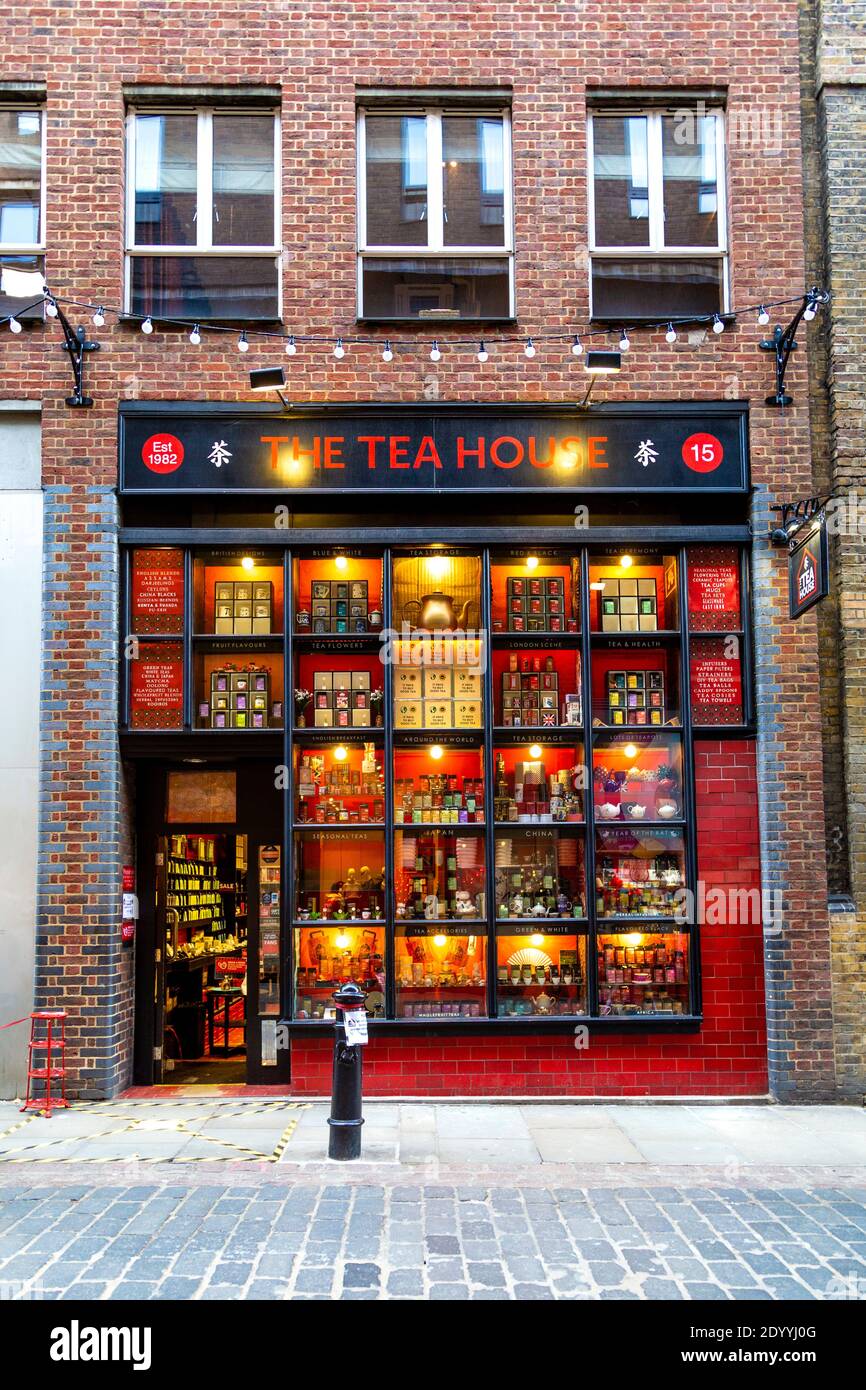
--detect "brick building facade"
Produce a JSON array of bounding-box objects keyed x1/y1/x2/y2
[
  {"x1": 801, "y1": 0, "x2": 866, "y2": 1100},
  {"x1": 0, "y1": 0, "x2": 843, "y2": 1100}
]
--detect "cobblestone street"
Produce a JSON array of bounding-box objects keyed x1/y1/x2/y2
[{"x1": 1, "y1": 1100, "x2": 865, "y2": 1301}]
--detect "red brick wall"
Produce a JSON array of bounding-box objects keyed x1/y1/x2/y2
[{"x1": 289, "y1": 740, "x2": 768, "y2": 1096}]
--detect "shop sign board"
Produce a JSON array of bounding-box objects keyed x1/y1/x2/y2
[
  {"x1": 788, "y1": 516, "x2": 829, "y2": 620},
  {"x1": 120, "y1": 406, "x2": 749, "y2": 494}
]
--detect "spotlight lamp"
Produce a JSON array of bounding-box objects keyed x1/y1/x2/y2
[{"x1": 249, "y1": 366, "x2": 292, "y2": 412}]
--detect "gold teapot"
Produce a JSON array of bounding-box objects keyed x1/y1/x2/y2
[{"x1": 402, "y1": 591, "x2": 475, "y2": 630}]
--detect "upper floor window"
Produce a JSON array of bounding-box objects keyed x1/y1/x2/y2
[
  {"x1": 0, "y1": 106, "x2": 45, "y2": 321},
  {"x1": 588, "y1": 107, "x2": 727, "y2": 320},
  {"x1": 125, "y1": 108, "x2": 280, "y2": 321},
  {"x1": 357, "y1": 106, "x2": 513, "y2": 321}
]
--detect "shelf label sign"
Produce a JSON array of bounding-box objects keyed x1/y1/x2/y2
[
  {"x1": 789, "y1": 518, "x2": 829, "y2": 620},
  {"x1": 131, "y1": 548, "x2": 184, "y2": 634},
  {"x1": 689, "y1": 636, "x2": 744, "y2": 724},
  {"x1": 129, "y1": 642, "x2": 184, "y2": 729},
  {"x1": 687, "y1": 546, "x2": 741, "y2": 631},
  {"x1": 120, "y1": 408, "x2": 749, "y2": 494}
]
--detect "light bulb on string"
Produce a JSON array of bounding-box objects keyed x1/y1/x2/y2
[
  {"x1": 333, "y1": 337, "x2": 345, "y2": 359},
  {"x1": 237, "y1": 330, "x2": 249, "y2": 353},
  {"x1": 803, "y1": 296, "x2": 817, "y2": 322},
  {"x1": 9, "y1": 316, "x2": 22, "y2": 334},
  {"x1": 757, "y1": 305, "x2": 770, "y2": 327},
  {"x1": 665, "y1": 323, "x2": 677, "y2": 344},
  {"x1": 477, "y1": 340, "x2": 488, "y2": 363},
  {"x1": 141, "y1": 316, "x2": 153, "y2": 334},
  {"x1": 188, "y1": 324, "x2": 201, "y2": 346},
  {"x1": 571, "y1": 334, "x2": 584, "y2": 356},
  {"x1": 430, "y1": 339, "x2": 441, "y2": 362},
  {"x1": 381, "y1": 339, "x2": 393, "y2": 363},
  {"x1": 91, "y1": 306, "x2": 105, "y2": 327},
  {"x1": 712, "y1": 314, "x2": 725, "y2": 334},
  {"x1": 619, "y1": 328, "x2": 630, "y2": 352},
  {"x1": 524, "y1": 337, "x2": 536, "y2": 358},
  {"x1": 44, "y1": 297, "x2": 59, "y2": 319},
  {"x1": 285, "y1": 334, "x2": 296, "y2": 355}
]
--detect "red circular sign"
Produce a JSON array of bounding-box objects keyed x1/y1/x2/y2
[
  {"x1": 142, "y1": 433, "x2": 185, "y2": 474},
  {"x1": 682, "y1": 432, "x2": 724, "y2": 474}
]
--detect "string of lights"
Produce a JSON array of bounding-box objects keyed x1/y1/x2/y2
[{"x1": 0, "y1": 285, "x2": 828, "y2": 365}]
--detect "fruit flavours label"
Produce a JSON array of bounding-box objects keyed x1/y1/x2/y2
[
  {"x1": 689, "y1": 637, "x2": 743, "y2": 724},
  {"x1": 131, "y1": 548, "x2": 184, "y2": 634},
  {"x1": 130, "y1": 642, "x2": 184, "y2": 728},
  {"x1": 686, "y1": 546, "x2": 741, "y2": 631}
]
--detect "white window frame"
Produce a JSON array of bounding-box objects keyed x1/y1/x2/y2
[
  {"x1": 587, "y1": 108, "x2": 728, "y2": 315},
  {"x1": 0, "y1": 105, "x2": 47, "y2": 256},
  {"x1": 124, "y1": 107, "x2": 281, "y2": 316},
  {"x1": 356, "y1": 106, "x2": 514, "y2": 319}
]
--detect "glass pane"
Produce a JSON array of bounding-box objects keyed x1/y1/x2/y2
[
  {"x1": 497, "y1": 929, "x2": 587, "y2": 1016},
  {"x1": 131, "y1": 548, "x2": 184, "y2": 635},
  {"x1": 294, "y1": 553, "x2": 384, "y2": 636},
  {"x1": 592, "y1": 115, "x2": 650, "y2": 247},
  {"x1": 194, "y1": 551, "x2": 284, "y2": 635},
  {"x1": 0, "y1": 254, "x2": 44, "y2": 319},
  {"x1": 493, "y1": 743, "x2": 584, "y2": 823},
  {"x1": 590, "y1": 552, "x2": 680, "y2": 633},
  {"x1": 0, "y1": 110, "x2": 41, "y2": 246},
  {"x1": 295, "y1": 743, "x2": 385, "y2": 824},
  {"x1": 687, "y1": 545, "x2": 742, "y2": 632},
  {"x1": 195, "y1": 654, "x2": 283, "y2": 730},
  {"x1": 494, "y1": 648, "x2": 581, "y2": 728},
  {"x1": 129, "y1": 640, "x2": 184, "y2": 729},
  {"x1": 294, "y1": 830, "x2": 385, "y2": 922},
  {"x1": 394, "y1": 829, "x2": 486, "y2": 923},
  {"x1": 593, "y1": 732, "x2": 684, "y2": 822},
  {"x1": 258, "y1": 843, "x2": 280, "y2": 1017},
  {"x1": 491, "y1": 555, "x2": 579, "y2": 634},
  {"x1": 294, "y1": 924, "x2": 385, "y2": 1020},
  {"x1": 212, "y1": 115, "x2": 275, "y2": 246},
  {"x1": 361, "y1": 256, "x2": 510, "y2": 319},
  {"x1": 591, "y1": 256, "x2": 722, "y2": 319},
  {"x1": 364, "y1": 114, "x2": 429, "y2": 246},
  {"x1": 393, "y1": 553, "x2": 483, "y2": 631},
  {"x1": 597, "y1": 931, "x2": 690, "y2": 1015},
  {"x1": 662, "y1": 114, "x2": 719, "y2": 247},
  {"x1": 130, "y1": 254, "x2": 279, "y2": 318},
  {"x1": 395, "y1": 926, "x2": 486, "y2": 1018},
  {"x1": 394, "y1": 742, "x2": 485, "y2": 824},
  {"x1": 443, "y1": 115, "x2": 505, "y2": 247},
  {"x1": 494, "y1": 828, "x2": 587, "y2": 920},
  {"x1": 133, "y1": 114, "x2": 197, "y2": 246},
  {"x1": 594, "y1": 826, "x2": 686, "y2": 919}
]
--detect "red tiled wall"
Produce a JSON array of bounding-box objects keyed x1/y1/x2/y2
[{"x1": 290, "y1": 740, "x2": 768, "y2": 1096}]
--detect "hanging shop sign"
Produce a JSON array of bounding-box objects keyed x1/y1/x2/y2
[
  {"x1": 119, "y1": 405, "x2": 749, "y2": 495},
  {"x1": 788, "y1": 516, "x2": 829, "y2": 620}
]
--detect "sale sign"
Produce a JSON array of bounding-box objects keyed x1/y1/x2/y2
[
  {"x1": 687, "y1": 546, "x2": 742, "y2": 631},
  {"x1": 689, "y1": 637, "x2": 744, "y2": 724},
  {"x1": 130, "y1": 642, "x2": 184, "y2": 729},
  {"x1": 131, "y1": 548, "x2": 184, "y2": 634}
]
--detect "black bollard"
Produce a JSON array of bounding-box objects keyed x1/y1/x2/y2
[{"x1": 327, "y1": 981, "x2": 367, "y2": 1161}]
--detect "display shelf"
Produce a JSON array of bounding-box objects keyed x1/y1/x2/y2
[
  {"x1": 491, "y1": 632, "x2": 581, "y2": 646},
  {"x1": 292, "y1": 725, "x2": 384, "y2": 739},
  {"x1": 495, "y1": 916, "x2": 589, "y2": 927},
  {"x1": 393, "y1": 819, "x2": 485, "y2": 829},
  {"x1": 293, "y1": 822, "x2": 386, "y2": 831},
  {"x1": 492, "y1": 726, "x2": 583, "y2": 741},
  {"x1": 292, "y1": 918, "x2": 388, "y2": 927},
  {"x1": 590, "y1": 630, "x2": 682, "y2": 645},
  {"x1": 293, "y1": 632, "x2": 383, "y2": 648}
]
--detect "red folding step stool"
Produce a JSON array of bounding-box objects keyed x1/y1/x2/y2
[{"x1": 21, "y1": 1011, "x2": 69, "y2": 1116}]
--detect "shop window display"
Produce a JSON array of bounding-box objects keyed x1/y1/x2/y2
[
  {"x1": 592, "y1": 732, "x2": 684, "y2": 822},
  {"x1": 392, "y1": 552, "x2": 482, "y2": 632},
  {"x1": 294, "y1": 830, "x2": 385, "y2": 921},
  {"x1": 394, "y1": 828, "x2": 486, "y2": 922},
  {"x1": 496, "y1": 928, "x2": 587, "y2": 1016},
  {"x1": 393, "y1": 741, "x2": 484, "y2": 824},
  {"x1": 490, "y1": 554, "x2": 579, "y2": 634},
  {"x1": 294, "y1": 552, "x2": 383, "y2": 636},
  {"x1": 195, "y1": 653, "x2": 284, "y2": 728},
  {"x1": 294, "y1": 922, "x2": 386, "y2": 1020},
  {"x1": 589, "y1": 551, "x2": 680, "y2": 634},
  {"x1": 193, "y1": 552, "x2": 284, "y2": 636},
  {"x1": 396, "y1": 925, "x2": 486, "y2": 1018},
  {"x1": 293, "y1": 654, "x2": 384, "y2": 731},
  {"x1": 493, "y1": 743, "x2": 584, "y2": 823},
  {"x1": 595, "y1": 826, "x2": 686, "y2": 919},
  {"x1": 494, "y1": 828, "x2": 586, "y2": 920},
  {"x1": 597, "y1": 931, "x2": 690, "y2": 1016},
  {"x1": 294, "y1": 742, "x2": 385, "y2": 824}
]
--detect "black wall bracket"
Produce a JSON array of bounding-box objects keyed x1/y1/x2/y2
[
  {"x1": 55, "y1": 309, "x2": 100, "y2": 408},
  {"x1": 758, "y1": 286, "x2": 829, "y2": 408}
]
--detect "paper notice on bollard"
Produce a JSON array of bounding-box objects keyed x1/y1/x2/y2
[{"x1": 343, "y1": 1011, "x2": 369, "y2": 1046}]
